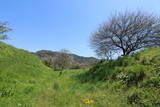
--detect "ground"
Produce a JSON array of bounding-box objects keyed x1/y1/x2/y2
[{"x1": 30, "y1": 69, "x2": 130, "y2": 107}]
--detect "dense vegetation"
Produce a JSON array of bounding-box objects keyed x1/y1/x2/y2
[
  {"x1": 0, "y1": 42, "x2": 160, "y2": 107},
  {"x1": 79, "y1": 47, "x2": 160, "y2": 106}
]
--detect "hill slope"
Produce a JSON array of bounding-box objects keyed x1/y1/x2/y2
[
  {"x1": 81, "y1": 47, "x2": 160, "y2": 82},
  {"x1": 35, "y1": 50, "x2": 98, "y2": 67},
  {"x1": 79, "y1": 47, "x2": 160, "y2": 107},
  {"x1": 0, "y1": 42, "x2": 52, "y2": 74},
  {"x1": 0, "y1": 42, "x2": 54, "y2": 106},
  {"x1": 0, "y1": 42, "x2": 126, "y2": 107}
]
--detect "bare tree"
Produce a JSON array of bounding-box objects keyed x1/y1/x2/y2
[
  {"x1": 53, "y1": 49, "x2": 74, "y2": 70},
  {"x1": 0, "y1": 22, "x2": 11, "y2": 40},
  {"x1": 90, "y1": 11, "x2": 160, "y2": 58}
]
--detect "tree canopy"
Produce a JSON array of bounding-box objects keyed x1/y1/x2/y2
[
  {"x1": 90, "y1": 11, "x2": 160, "y2": 59},
  {"x1": 0, "y1": 22, "x2": 11, "y2": 40},
  {"x1": 53, "y1": 49, "x2": 74, "y2": 70}
]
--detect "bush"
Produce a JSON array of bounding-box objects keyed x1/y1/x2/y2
[
  {"x1": 127, "y1": 89, "x2": 160, "y2": 107},
  {"x1": 127, "y1": 89, "x2": 151, "y2": 107},
  {"x1": 80, "y1": 56, "x2": 142, "y2": 82},
  {"x1": 127, "y1": 90, "x2": 142, "y2": 105},
  {"x1": 141, "y1": 76, "x2": 160, "y2": 88},
  {"x1": 42, "y1": 57, "x2": 54, "y2": 68},
  {"x1": 150, "y1": 55, "x2": 160, "y2": 65},
  {"x1": 133, "y1": 53, "x2": 140, "y2": 60},
  {"x1": 140, "y1": 58, "x2": 151, "y2": 65},
  {"x1": 116, "y1": 56, "x2": 137, "y2": 67},
  {"x1": 117, "y1": 65, "x2": 145, "y2": 85},
  {"x1": 0, "y1": 86, "x2": 14, "y2": 97}
]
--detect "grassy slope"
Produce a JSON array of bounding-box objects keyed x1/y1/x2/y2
[
  {"x1": 0, "y1": 42, "x2": 126, "y2": 107},
  {"x1": 0, "y1": 42, "x2": 131, "y2": 107},
  {"x1": 79, "y1": 47, "x2": 160, "y2": 107},
  {"x1": 0, "y1": 42, "x2": 54, "y2": 106},
  {"x1": 0, "y1": 42, "x2": 160, "y2": 107}
]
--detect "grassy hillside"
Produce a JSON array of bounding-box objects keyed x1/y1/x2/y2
[
  {"x1": 0, "y1": 42, "x2": 160, "y2": 107},
  {"x1": 0, "y1": 42, "x2": 54, "y2": 106},
  {"x1": 79, "y1": 47, "x2": 160, "y2": 107},
  {"x1": 80, "y1": 47, "x2": 160, "y2": 82}
]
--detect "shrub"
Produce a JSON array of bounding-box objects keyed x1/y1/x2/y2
[
  {"x1": 153, "y1": 65, "x2": 160, "y2": 73},
  {"x1": 117, "y1": 65, "x2": 146, "y2": 85},
  {"x1": 116, "y1": 56, "x2": 136, "y2": 67},
  {"x1": 127, "y1": 89, "x2": 150, "y2": 107},
  {"x1": 133, "y1": 53, "x2": 140, "y2": 60},
  {"x1": 140, "y1": 58, "x2": 151, "y2": 65},
  {"x1": 0, "y1": 86, "x2": 14, "y2": 97},
  {"x1": 141, "y1": 76, "x2": 160, "y2": 88},
  {"x1": 42, "y1": 57, "x2": 54, "y2": 68},
  {"x1": 80, "y1": 56, "x2": 142, "y2": 82},
  {"x1": 150, "y1": 55, "x2": 160, "y2": 65},
  {"x1": 127, "y1": 89, "x2": 160, "y2": 107},
  {"x1": 127, "y1": 91, "x2": 142, "y2": 105}
]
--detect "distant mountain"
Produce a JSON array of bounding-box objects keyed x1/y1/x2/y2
[{"x1": 34, "y1": 50, "x2": 99, "y2": 68}]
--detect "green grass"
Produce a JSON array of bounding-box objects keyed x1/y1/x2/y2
[
  {"x1": 0, "y1": 42, "x2": 53, "y2": 106},
  {"x1": 0, "y1": 42, "x2": 130, "y2": 107},
  {"x1": 78, "y1": 47, "x2": 160, "y2": 107},
  {"x1": 0, "y1": 42, "x2": 160, "y2": 107},
  {"x1": 38, "y1": 69, "x2": 132, "y2": 107}
]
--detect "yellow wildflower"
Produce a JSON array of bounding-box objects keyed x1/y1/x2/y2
[{"x1": 82, "y1": 99, "x2": 94, "y2": 104}]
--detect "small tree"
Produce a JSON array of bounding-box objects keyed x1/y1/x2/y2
[
  {"x1": 42, "y1": 56, "x2": 54, "y2": 68},
  {"x1": 90, "y1": 11, "x2": 160, "y2": 58},
  {"x1": 0, "y1": 22, "x2": 11, "y2": 40},
  {"x1": 53, "y1": 49, "x2": 73, "y2": 70}
]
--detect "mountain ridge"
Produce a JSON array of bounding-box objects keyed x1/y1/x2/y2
[{"x1": 34, "y1": 50, "x2": 99, "y2": 67}]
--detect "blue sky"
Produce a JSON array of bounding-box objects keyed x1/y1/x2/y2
[{"x1": 1, "y1": 0, "x2": 160, "y2": 57}]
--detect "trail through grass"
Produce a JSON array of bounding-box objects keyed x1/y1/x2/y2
[
  {"x1": 0, "y1": 42, "x2": 129, "y2": 107},
  {"x1": 34, "y1": 69, "x2": 130, "y2": 107}
]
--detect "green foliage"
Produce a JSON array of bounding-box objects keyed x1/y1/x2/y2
[
  {"x1": 141, "y1": 75, "x2": 160, "y2": 88},
  {"x1": 127, "y1": 90, "x2": 142, "y2": 105},
  {"x1": 127, "y1": 88, "x2": 160, "y2": 107},
  {"x1": 42, "y1": 57, "x2": 54, "y2": 68},
  {"x1": 0, "y1": 86, "x2": 14, "y2": 97},
  {"x1": 80, "y1": 47, "x2": 160, "y2": 83},
  {"x1": 117, "y1": 65, "x2": 146, "y2": 85},
  {"x1": 0, "y1": 22, "x2": 11, "y2": 40},
  {"x1": 79, "y1": 56, "x2": 139, "y2": 82},
  {"x1": 77, "y1": 47, "x2": 160, "y2": 107}
]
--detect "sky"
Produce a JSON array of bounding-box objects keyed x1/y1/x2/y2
[{"x1": 1, "y1": 0, "x2": 160, "y2": 57}]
